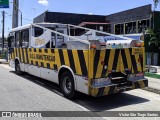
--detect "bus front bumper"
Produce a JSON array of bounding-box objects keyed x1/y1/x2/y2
[{"x1": 90, "y1": 78, "x2": 148, "y2": 97}]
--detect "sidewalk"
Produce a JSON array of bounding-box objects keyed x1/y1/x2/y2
[
  {"x1": 0, "y1": 59, "x2": 9, "y2": 64},
  {"x1": 146, "y1": 77, "x2": 160, "y2": 91}
]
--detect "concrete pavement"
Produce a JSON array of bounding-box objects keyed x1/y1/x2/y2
[
  {"x1": 0, "y1": 59, "x2": 8, "y2": 64},
  {"x1": 146, "y1": 77, "x2": 160, "y2": 92}
]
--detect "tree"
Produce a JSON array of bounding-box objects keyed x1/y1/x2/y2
[
  {"x1": 145, "y1": 27, "x2": 160, "y2": 65},
  {"x1": 146, "y1": 28, "x2": 157, "y2": 49},
  {"x1": 153, "y1": 0, "x2": 160, "y2": 9}
]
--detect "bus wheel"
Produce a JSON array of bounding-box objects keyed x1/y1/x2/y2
[
  {"x1": 15, "y1": 61, "x2": 22, "y2": 75},
  {"x1": 60, "y1": 71, "x2": 75, "y2": 99}
]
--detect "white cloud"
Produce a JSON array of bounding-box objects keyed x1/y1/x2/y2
[
  {"x1": 38, "y1": 0, "x2": 48, "y2": 6},
  {"x1": 88, "y1": 13, "x2": 93, "y2": 15}
]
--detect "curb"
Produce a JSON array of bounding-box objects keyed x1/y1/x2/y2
[
  {"x1": 143, "y1": 87, "x2": 160, "y2": 95},
  {"x1": 0, "y1": 62, "x2": 9, "y2": 64}
]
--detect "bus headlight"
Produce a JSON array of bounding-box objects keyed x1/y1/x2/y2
[{"x1": 92, "y1": 77, "x2": 111, "y2": 87}]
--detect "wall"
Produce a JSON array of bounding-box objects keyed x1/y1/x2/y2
[{"x1": 106, "y1": 4, "x2": 152, "y2": 34}]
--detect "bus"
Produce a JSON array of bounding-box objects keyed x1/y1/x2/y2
[{"x1": 8, "y1": 23, "x2": 148, "y2": 99}]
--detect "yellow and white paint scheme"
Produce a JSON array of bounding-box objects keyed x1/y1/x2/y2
[{"x1": 8, "y1": 23, "x2": 148, "y2": 97}]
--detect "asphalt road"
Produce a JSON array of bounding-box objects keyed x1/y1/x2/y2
[{"x1": 0, "y1": 64, "x2": 160, "y2": 120}]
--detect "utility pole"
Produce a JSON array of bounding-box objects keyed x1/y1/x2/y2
[
  {"x1": 2, "y1": 11, "x2": 5, "y2": 50},
  {"x1": 12, "y1": 0, "x2": 19, "y2": 28}
]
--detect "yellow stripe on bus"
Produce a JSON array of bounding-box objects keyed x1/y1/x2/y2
[
  {"x1": 119, "y1": 51, "x2": 125, "y2": 72},
  {"x1": 55, "y1": 49, "x2": 61, "y2": 69},
  {"x1": 107, "y1": 49, "x2": 115, "y2": 73},
  {"x1": 20, "y1": 48, "x2": 23, "y2": 62},
  {"x1": 83, "y1": 50, "x2": 89, "y2": 74},
  {"x1": 116, "y1": 51, "x2": 121, "y2": 72},
  {"x1": 125, "y1": 49, "x2": 132, "y2": 70},
  {"x1": 135, "y1": 54, "x2": 142, "y2": 72},
  {"x1": 63, "y1": 49, "x2": 70, "y2": 67},
  {"x1": 95, "y1": 50, "x2": 106, "y2": 78},
  {"x1": 23, "y1": 49, "x2": 27, "y2": 63},
  {"x1": 72, "y1": 50, "x2": 82, "y2": 75}
]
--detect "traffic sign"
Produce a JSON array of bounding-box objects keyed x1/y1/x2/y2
[{"x1": 0, "y1": 0, "x2": 9, "y2": 8}]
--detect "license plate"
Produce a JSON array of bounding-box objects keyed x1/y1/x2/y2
[
  {"x1": 136, "y1": 72, "x2": 144, "y2": 77},
  {"x1": 128, "y1": 73, "x2": 144, "y2": 81}
]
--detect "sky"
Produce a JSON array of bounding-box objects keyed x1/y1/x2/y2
[{"x1": 0, "y1": 0, "x2": 159, "y2": 37}]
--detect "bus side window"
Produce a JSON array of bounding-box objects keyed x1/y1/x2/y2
[
  {"x1": 8, "y1": 36, "x2": 13, "y2": 48},
  {"x1": 8, "y1": 37, "x2": 11, "y2": 48},
  {"x1": 33, "y1": 27, "x2": 44, "y2": 37},
  {"x1": 22, "y1": 29, "x2": 29, "y2": 47},
  {"x1": 56, "y1": 30, "x2": 65, "y2": 48},
  {"x1": 15, "y1": 32, "x2": 20, "y2": 47},
  {"x1": 47, "y1": 27, "x2": 55, "y2": 48},
  {"x1": 8, "y1": 33, "x2": 15, "y2": 48}
]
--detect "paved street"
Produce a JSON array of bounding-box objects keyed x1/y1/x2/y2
[{"x1": 0, "y1": 64, "x2": 160, "y2": 120}]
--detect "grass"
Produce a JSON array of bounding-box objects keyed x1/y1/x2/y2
[{"x1": 145, "y1": 72, "x2": 160, "y2": 79}]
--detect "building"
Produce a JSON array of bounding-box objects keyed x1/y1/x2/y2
[
  {"x1": 105, "y1": 4, "x2": 160, "y2": 66},
  {"x1": 34, "y1": 4, "x2": 153, "y2": 35},
  {"x1": 33, "y1": 4, "x2": 160, "y2": 66},
  {"x1": 106, "y1": 4, "x2": 151, "y2": 35},
  {"x1": 33, "y1": 11, "x2": 110, "y2": 33}
]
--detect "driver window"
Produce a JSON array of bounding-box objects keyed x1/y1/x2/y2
[
  {"x1": 15, "y1": 31, "x2": 20, "y2": 47},
  {"x1": 8, "y1": 33, "x2": 14, "y2": 48},
  {"x1": 21, "y1": 29, "x2": 29, "y2": 47}
]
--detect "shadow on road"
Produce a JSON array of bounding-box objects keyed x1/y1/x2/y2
[
  {"x1": 10, "y1": 71, "x2": 149, "y2": 112},
  {"x1": 74, "y1": 92, "x2": 149, "y2": 111}
]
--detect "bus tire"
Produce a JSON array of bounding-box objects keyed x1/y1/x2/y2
[
  {"x1": 60, "y1": 71, "x2": 76, "y2": 99},
  {"x1": 15, "y1": 61, "x2": 23, "y2": 75}
]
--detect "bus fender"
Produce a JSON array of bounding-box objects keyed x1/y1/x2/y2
[{"x1": 58, "y1": 65, "x2": 76, "y2": 90}]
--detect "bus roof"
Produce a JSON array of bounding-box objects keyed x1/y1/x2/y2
[
  {"x1": 10, "y1": 24, "x2": 31, "y2": 32},
  {"x1": 9, "y1": 23, "x2": 67, "y2": 33}
]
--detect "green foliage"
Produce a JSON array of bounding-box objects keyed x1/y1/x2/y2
[
  {"x1": 145, "y1": 28, "x2": 159, "y2": 49},
  {"x1": 145, "y1": 72, "x2": 160, "y2": 79},
  {"x1": 145, "y1": 28, "x2": 155, "y2": 37},
  {"x1": 154, "y1": 0, "x2": 160, "y2": 8}
]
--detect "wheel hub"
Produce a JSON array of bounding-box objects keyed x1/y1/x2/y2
[{"x1": 63, "y1": 76, "x2": 72, "y2": 94}]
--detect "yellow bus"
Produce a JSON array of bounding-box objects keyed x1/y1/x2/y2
[{"x1": 8, "y1": 23, "x2": 148, "y2": 99}]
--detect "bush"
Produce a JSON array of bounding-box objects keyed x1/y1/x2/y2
[{"x1": 145, "y1": 72, "x2": 160, "y2": 79}]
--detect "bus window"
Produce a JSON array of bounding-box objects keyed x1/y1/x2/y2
[
  {"x1": 56, "y1": 30, "x2": 65, "y2": 48},
  {"x1": 22, "y1": 29, "x2": 29, "y2": 47},
  {"x1": 33, "y1": 27, "x2": 44, "y2": 37},
  {"x1": 15, "y1": 31, "x2": 20, "y2": 47},
  {"x1": 47, "y1": 27, "x2": 56, "y2": 48},
  {"x1": 8, "y1": 33, "x2": 14, "y2": 48}
]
